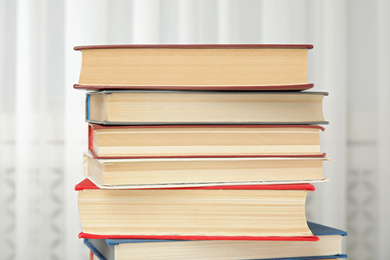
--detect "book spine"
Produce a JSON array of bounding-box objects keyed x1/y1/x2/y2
[
  {"x1": 86, "y1": 94, "x2": 91, "y2": 120},
  {"x1": 88, "y1": 124, "x2": 93, "y2": 152}
]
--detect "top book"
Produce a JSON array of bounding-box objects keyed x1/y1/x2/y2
[{"x1": 74, "y1": 44, "x2": 314, "y2": 91}]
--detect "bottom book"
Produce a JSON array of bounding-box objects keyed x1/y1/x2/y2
[{"x1": 85, "y1": 222, "x2": 347, "y2": 260}]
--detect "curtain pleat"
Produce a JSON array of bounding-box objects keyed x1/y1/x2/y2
[
  {"x1": 376, "y1": 1, "x2": 390, "y2": 259},
  {"x1": 0, "y1": 2, "x2": 17, "y2": 260}
]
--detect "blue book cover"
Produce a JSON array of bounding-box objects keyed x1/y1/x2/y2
[{"x1": 84, "y1": 222, "x2": 347, "y2": 260}]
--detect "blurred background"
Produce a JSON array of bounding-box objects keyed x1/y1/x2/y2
[{"x1": 0, "y1": 0, "x2": 389, "y2": 259}]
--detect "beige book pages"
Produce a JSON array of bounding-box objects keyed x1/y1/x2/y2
[
  {"x1": 78, "y1": 188, "x2": 311, "y2": 237},
  {"x1": 78, "y1": 47, "x2": 309, "y2": 87},
  {"x1": 115, "y1": 236, "x2": 342, "y2": 260}
]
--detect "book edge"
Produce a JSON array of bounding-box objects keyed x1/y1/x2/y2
[
  {"x1": 86, "y1": 120, "x2": 330, "y2": 126},
  {"x1": 74, "y1": 83, "x2": 315, "y2": 91},
  {"x1": 84, "y1": 168, "x2": 329, "y2": 189},
  {"x1": 74, "y1": 44, "x2": 314, "y2": 51},
  {"x1": 88, "y1": 123, "x2": 326, "y2": 131},
  {"x1": 79, "y1": 232, "x2": 319, "y2": 242},
  {"x1": 75, "y1": 178, "x2": 315, "y2": 191}
]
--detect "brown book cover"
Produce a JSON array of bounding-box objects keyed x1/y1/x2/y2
[{"x1": 74, "y1": 44, "x2": 314, "y2": 50}]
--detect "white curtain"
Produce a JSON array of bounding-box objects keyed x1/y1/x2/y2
[{"x1": 0, "y1": 0, "x2": 389, "y2": 259}]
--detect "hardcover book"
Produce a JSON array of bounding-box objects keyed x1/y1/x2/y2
[
  {"x1": 86, "y1": 91, "x2": 328, "y2": 125},
  {"x1": 84, "y1": 222, "x2": 347, "y2": 260},
  {"x1": 74, "y1": 44, "x2": 313, "y2": 90},
  {"x1": 88, "y1": 124, "x2": 326, "y2": 159},
  {"x1": 83, "y1": 153, "x2": 328, "y2": 189},
  {"x1": 77, "y1": 179, "x2": 316, "y2": 240}
]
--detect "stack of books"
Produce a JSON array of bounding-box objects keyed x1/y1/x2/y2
[{"x1": 74, "y1": 44, "x2": 347, "y2": 260}]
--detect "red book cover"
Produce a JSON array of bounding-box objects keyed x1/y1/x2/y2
[
  {"x1": 76, "y1": 179, "x2": 318, "y2": 242},
  {"x1": 88, "y1": 124, "x2": 326, "y2": 160},
  {"x1": 75, "y1": 178, "x2": 316, "y2": 191}
]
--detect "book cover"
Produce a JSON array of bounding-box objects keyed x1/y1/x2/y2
[
  {"x1": 74, "y1": 83, "x2": 315, "y2": 91},
  {"x1": 75, "y1": 178, "x2": 316, "y2": 191},
  {"x1": 74, "y1": 44, "x2": 314, "y2": 50}
]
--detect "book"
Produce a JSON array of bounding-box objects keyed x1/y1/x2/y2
[
  {"x1": 84, "y1": 222, "x2": 347, "y2": 260},
  {"x1": 88, "y1": 124, "x2": 326, "y2": 159},
  {"x1": 74, "y1": 44, "x2": 313, "y2": 91},
  {"x1": 83, "y1": 153, "x2": 328, "y2": 189},
  {"x1": 77, "y1": 179, "x2": 316, "y2": 240},
  {"x1": 86, "y1": 91, "x2": 328, "y2": 125}
]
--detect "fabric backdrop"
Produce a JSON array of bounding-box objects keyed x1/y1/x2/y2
[{"x1": 0, "y1": 0, "x2": 389, "y2": 259}]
